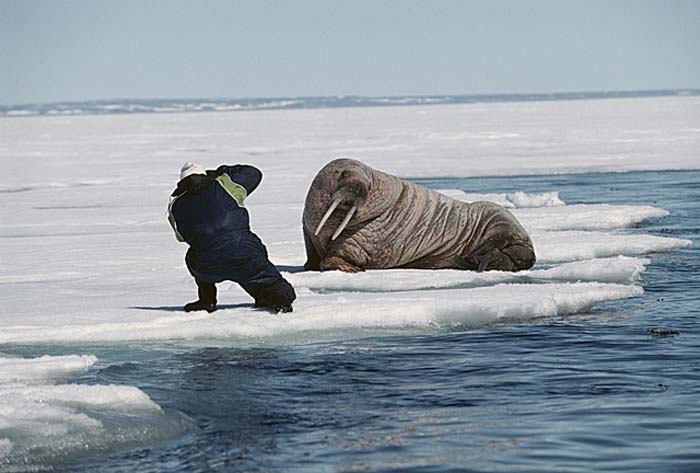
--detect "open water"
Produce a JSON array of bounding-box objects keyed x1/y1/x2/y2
[{"x1": 4, "y1": 170, "x2": 699, "y2": 472}]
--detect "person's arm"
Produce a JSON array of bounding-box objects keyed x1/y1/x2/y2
[
  {"x1": 167, "y1": 197, "x2": 186, "y2": 242},
  {"x1": 214, "y1": 164, "x2": 263, "y2": 196}
]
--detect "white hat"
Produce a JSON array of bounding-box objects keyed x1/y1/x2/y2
[{"x1": 180, "y1": 161, "x2": 206, "y2": 180}]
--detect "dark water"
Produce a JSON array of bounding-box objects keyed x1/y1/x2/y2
[
  {"x1": 5, "y1": 170, "x2": 700, "y2": 472},
  {"x1": 2, "y1": 89, "x2": 698, "y2": 117}
]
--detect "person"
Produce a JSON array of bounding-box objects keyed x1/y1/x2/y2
[{"x1": 168, "y1": 162, "x2": 296, "y2": 313}]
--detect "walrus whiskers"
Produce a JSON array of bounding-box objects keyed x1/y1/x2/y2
[
  {"x1": 331, "y1": 206, "x2": 356, "y2": 241},
  {"x1": 315, "y1": 197, "x2": 341, "y2": 235}
]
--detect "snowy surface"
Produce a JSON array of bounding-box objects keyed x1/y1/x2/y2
[
  {"x1": 0, "y1": 96, "x2": 695, "y2": 338},
  {"x1": 0, "y1": 96, "x2": 697, "y2": 462}
]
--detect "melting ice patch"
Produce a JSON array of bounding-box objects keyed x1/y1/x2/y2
[
  {"x1": 0, "y1": 354, "x2": 97, "y2": 383},
  {"x1": 514, "y1": 204, "x2": 669, "y2": 231},
  {"x1": 287, "y1": 256, "x2": 650, "y2": 292},
  {"x1": 533, "y1": 231, "x2": 691, "y2": 263},
  {"x1": 234, "y1": 283, "x2": 642, "y2": 338},
  {"x1": 437, "y1": 189, "x2": 565, "y2": 208},
  {"x1": 0, "y1": 355, "x2": 188, "y2": 470}
]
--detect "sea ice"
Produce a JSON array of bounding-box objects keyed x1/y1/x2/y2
[
  {"x1": 532, "y1": 231, "x2": 691, "y2": 263},
  {"x1": 0, "y1": 355, "x2": 184, "y2": 467},
  {"x1": 0, "y1": 97, "x2": 696, "y2": 464},
  {"x1": 0, "y1": 354, "x2": 97, "y2": 384},
  {"x1": 436, "y1": 189, "x2": 566, "y2": 208},
  {"x1": 514, "y1": 204, "x2": 669, "y2": 231},
  {"x1": 287, "y1": 256, "x2": 650, "y2": 292},
  {"x1": 0, "y1": 282, "x2": 642, "y2": 344}
]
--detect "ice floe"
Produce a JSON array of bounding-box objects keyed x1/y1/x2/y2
[
  {"x1": 0, "y1": 282, "x2": 641, "y2": 344},
  {"x1": 514, "y1": 204, "x2": 669, "y2": 231},
  {"x1": 437, "y1": 189, "x2": 566, "y2": 208},
  {"x1": 0, "y1": 355, "x2": 186, "y2": 469},
  {"x1": 0, "y1": 354, "x2": 97, "y2": 384},
  {"x1": 532, "y1": 231, "x2": 691, "y2": 263},
  {"x1": 286, "y1": 256, "x2": 650, "y2": 292}
]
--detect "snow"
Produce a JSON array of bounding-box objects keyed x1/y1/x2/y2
[{"x1": 0, "y1": 96, "x2": 697, "y2": 463}]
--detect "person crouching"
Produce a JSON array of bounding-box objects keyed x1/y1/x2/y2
[{"x1": 168, "y1": 162, "x2": 296, "y2": 313}]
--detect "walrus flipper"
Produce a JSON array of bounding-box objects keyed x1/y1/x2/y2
[
  {"x1": 502, "y1": 242, "x2": 536, "y2": 271},
  {"x1": 455, "y1": 241, "x2": 535, "y2": 272},
  {"x1": 303, "y1": 229, "x2": 322, "y2": 271},
  {"x1": 453, "y1": 202, "x2": 536, "y2": 272},
  {"x1": 320, "y1": 256, "x2": 363, "y2": 273},
  {"x1": 477, "y1": 248, "x2": 516, "y2": 272}
]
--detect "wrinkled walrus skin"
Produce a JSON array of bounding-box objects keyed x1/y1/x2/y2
[{"x1": 302, "y1": 159, "x2": 536, "y2": 273}]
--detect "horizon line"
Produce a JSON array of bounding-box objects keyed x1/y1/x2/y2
[
  {"x1": 5, "y1": 87, "x2": 700, "y2": 107},
  {"x1": 2, "y1": 88, "x2": 699, "y2": 117}
]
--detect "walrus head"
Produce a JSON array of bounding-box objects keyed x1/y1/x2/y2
[{"x1": 314, "y1": 160, "x2": 372, "y2": 240}]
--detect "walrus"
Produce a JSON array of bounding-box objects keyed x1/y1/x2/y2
[{"x1": 302, "y1": 158, "x2": 536, "y2": 273}]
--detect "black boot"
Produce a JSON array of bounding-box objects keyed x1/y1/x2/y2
[
  {"x1": 184, "y1": 281, "x2": 218, "y2": 313},
  {"x1": 243, "y1": 278, "x2": 296, "y2": 313}
]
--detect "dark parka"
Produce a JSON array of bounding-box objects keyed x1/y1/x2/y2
[{"x1": 168, "y1": 165, "x2": 283, "y2": 294}]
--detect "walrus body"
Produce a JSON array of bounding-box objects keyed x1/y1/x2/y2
[{"x1": 302, "y1": 159, "x2": 536, "y2": 273}]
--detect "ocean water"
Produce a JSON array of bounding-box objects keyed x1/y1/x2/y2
[{"x1": 2, "y1": 170, "x2": 699, "y2": 472}]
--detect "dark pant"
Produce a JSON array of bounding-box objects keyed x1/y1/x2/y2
[{"x1": 195, "y1": 281, "x2": 218, "y2": 305}]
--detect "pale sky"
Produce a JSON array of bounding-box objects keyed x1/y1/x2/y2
[{"x1": 1, "y1": 0, "x2": 699, "y2": 105}]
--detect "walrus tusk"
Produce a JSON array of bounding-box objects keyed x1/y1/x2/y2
[
  {"x1": 315, "y1": 197, "x2": 341, "y2": 235},
  {"x1": 331, "y1": 205, "x2": 356, "y2": 240}
]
